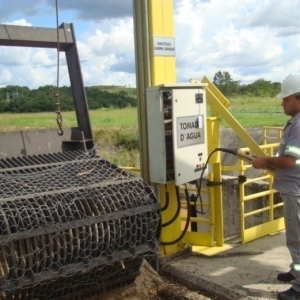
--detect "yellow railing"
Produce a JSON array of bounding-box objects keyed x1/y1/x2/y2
[
  {"x1": 239, "y1": 173, "x2": 284, "y2": 243},
  {"x1": 231, "y1": 126, "x2": 284, "y2": 244},
  {"x1": 263, "y1": 126, "x2": 283, "y2": 145},
  {"x1": 120, "y1": 126, "x2": 285, "y2": 252}
]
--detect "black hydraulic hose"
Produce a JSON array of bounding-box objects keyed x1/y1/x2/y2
[
  {"x1": 159, "y1": 148, "x2": 248, "y2": 245},
  {"x1": 193, "y1": 148, "x2": 218, "y2": 214},
  {"x1": 160, "y1": 184, "x2": 170, "y2": 212},
  {"x1": 160, "y1": 185, "x2": 191, "y2": 245},
  {"x1": 161, "y1": 185, "x2": 181, "y2": 228},
  {"x1": 195, "y1": 147, "x2": 249, "y2": 214},
  {"x1": 214, "y1": 147, "x2": 238, "y2": 155}
]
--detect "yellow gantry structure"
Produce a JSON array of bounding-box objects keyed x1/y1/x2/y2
[
  {"x1": 133, "y1": 0, "x2": 176, "y2": 183},
  {"x1": 133, "y1": 0, "x2": 180, "y2": 255},
  {"x1": 133, "y1": 0, "x2": 284, "y2": 257}
]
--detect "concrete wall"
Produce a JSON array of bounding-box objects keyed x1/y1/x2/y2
[
  {"x1": 184, "y1": 127, "x2": 283, "y2": 240},
  {"x1": 0, "y1": 127, "x2": 94, "y2": 159},
  {"x1": 222, "y1": 179, "x2": 283, "y2": 239},
  {"x1": 0, "y1": 128, "x2": 74, "y2": 159},
  {"x1": 220, "y1": 127, "x2": 283, "y2": 239}
]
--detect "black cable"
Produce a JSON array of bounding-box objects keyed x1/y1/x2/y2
[
  {"x1": 161, "y1": 185, "x2": 181, "y2": 228},
  {"x1": 206, "y1": 175, "x2": 247, "y2": 186},
  {"x1": 159, "y1": 147, "x2": 246, "y2": 245},
  {"x1": 214, "y1": 147, "x2": 237, "y2": 155},
  {"x1": 160, "y1": 184, "x2": 191, "y2": 245},
  {"x1": 195, "y1": 180, "x2": 205, "y2": 214},
  {"x1": 194, "y1": 148, "x2": 220, "y2": 214},
  {"x1": 194, "y1": 147, "x2": 247, "y2": 214},
  {"x1": 160, "y1": 184, "x2": 169, "y2": 212}
]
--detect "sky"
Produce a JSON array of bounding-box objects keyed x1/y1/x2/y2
[{"x1": 0, "y1": 0, "x2": 300, "y2": 89}]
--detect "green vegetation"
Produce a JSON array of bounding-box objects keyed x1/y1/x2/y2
[
  {"x1": 220, "y1": 96, "x2": 289, "y2": 127},
  {"x1": 0, "y1": 97, "x2": 286, "y2": 131},
  {"x1": 94, "y1": 126, "x2": 140, "y2": 167},
  {"x1": 0, "y1": 107, "x2": 138, "y2": 130},
  {"x1": 213, "y1": 71, "x2": 280, "y2": 97},
  {"x1": 0, "y1": 70, "x2": 280, "y2": 113},
  {"x1": 0, "y1": 95, "x2": 288, "y2": 167},
  {"x1": 0, "y1": 107, "x2": 140, "y2": 167},
  {"x1": 0, "y1": 85, "x2": 137, "y2": 113},
  {"x1": 0, "y1": 71, "x2": 288, "y2": 166}
]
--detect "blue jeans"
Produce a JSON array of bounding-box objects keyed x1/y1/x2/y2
[{"x1": 282, "y1": 193, "x2": 300, "y2": 292}]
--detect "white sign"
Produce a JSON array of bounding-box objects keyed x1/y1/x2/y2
[
  {"x1": 177, "y1": 115, "x2": 205, "y2": 148},
  {"x1": 153, "y1": 37, "x2": 175, "y2": 57}
]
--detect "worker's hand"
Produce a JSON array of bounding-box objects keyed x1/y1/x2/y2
[{"x1": 252, "y1": 156, "x2": 269, "y2": 169}]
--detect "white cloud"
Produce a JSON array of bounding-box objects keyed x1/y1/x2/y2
[
  {"x1": 31, "y1": 49, "x2": 56, "y2": 67},
  {"x1": 1, "y1": 47, "x2": 32, "y2": 67},
  {"x1": 86, "y1": 18, "x2": 134, "y2": 57},
  {"x1": 0, "y1": 0, "x2": 300, "y2": 88},
  {"x1": 174, "y1": 0, "x2": 300, "y2": 84},
  {"x1": 5, "y1": 18, "x2": 32, "y2": 26},
  {"x1": 76, "y1": 18, "x2": 136, "y2": 86},
  {"x1": 0, "y1": 69, "x2": 13, "y2": 85}
]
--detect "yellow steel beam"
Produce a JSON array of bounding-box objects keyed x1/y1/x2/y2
[
  {"x1": 146, "y1": 0, "x2": 182, "y2": 256},
  {"x1": 202, "y1": 76, "x2": 265, "y2": 156},
  {"x1": 203, "y1": 77, "x2": 230, "y2": 109},
  {"x1": 147, "y1": 0, "x2": 176, "y2": 85}
]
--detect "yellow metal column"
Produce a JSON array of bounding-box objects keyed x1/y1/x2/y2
[
  {"x1": 204, "y1": 78, "x2": 228, "y2": 247},
  {"x1": 147, "y1": 0, "x2": 183, "y2": 255},
  {"x1": 206, "y1": 117, "x2": 224, "y2": 247},
  {"x1": 133, "y1": 0, "x2": 188, "y2": 255},
  {"x1": 147, "y1": 0, "x2": 176, "y2": 85}
]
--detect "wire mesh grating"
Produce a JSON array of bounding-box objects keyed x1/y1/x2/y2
[{"x1": 0, "y1": 147, "x2": 160, "y2": 299}]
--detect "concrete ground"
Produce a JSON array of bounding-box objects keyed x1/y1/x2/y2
[{"x1": 161, "y1": 230, "x2": 292, "y2": 300}]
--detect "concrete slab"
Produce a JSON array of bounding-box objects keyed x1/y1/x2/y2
[{"x1": 161, "y1": 231, "x2": 292, "y2": 299}]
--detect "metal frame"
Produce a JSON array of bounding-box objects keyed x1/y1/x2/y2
[
  {"x1": 0, "y1": 23, "x2": 94, "y2": 150},
  {"x1": 183, "y1": 78, "x2": 284, "y2": 255}
]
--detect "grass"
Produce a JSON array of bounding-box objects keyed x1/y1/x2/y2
[
  {"x1": 0, "y1": 107, "x2": 138, "y2": 131},
  {"x1": 0, "y1": 96, "x2": 289, "y2": 166},
  {"x1": 0, "y1": 97, "x2": 287, "y2": 130},
  {"x1": 90, "y1": 107, "x2": 138, "y2": 128},
  {"x1": 218, "y1": 96, "x2": 289, "y2": 127}
]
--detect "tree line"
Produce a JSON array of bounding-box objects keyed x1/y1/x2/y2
[
  {"x1": 0, "y1": 85, "x2": 137, "y2": 113},
  {"x1": 0, "y1": 71, "x2": 281, "y2": 113},
  {"x1": 213, "y1": 71, "x2": 281, "y2": 97}
]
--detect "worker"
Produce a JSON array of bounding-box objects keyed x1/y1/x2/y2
[{"x1": 252, "y1": 73, "x2": 300, "y2": 300}]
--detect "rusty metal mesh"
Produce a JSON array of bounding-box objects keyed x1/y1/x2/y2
[{"x1": 0, "y1": 148, "x2": 160, "y2": 299}]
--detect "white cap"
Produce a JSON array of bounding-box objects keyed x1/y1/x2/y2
[{"x1": 277, "y1": 74, "x2": 300, "y2": 98}]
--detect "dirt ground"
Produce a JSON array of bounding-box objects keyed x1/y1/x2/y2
[
  {"x1": 93, "y1": 260, "x2": 164, "y2": 300},
  {"x1": 86, "y1": 260, "x2": 224, "y2": 300}
]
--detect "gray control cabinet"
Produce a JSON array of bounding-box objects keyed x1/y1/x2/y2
[{"x1": 146, "y1": 84, "x2": 208, "y2": 185}]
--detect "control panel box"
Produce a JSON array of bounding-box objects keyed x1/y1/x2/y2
[{"x1": 146, "y1": 84, "x2": 208, "y2": 185}]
